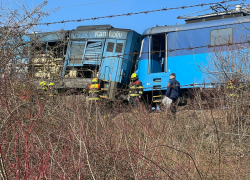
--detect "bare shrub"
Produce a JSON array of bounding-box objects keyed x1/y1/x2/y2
[{"x1": 1, "y1": 1, "x2": 250, "y2": 179}]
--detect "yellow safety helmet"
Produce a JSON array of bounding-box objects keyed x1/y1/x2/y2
[
  {"x1": 131, "y1": 73, "x2": 138, "y2": 79},
  {"x1": 92, "y1": 78, "x2": 98, "y2": 83},
  {"x1": 23, "y1": 84, "x2": 26, "y2": 87},
  {"x1": 39, "y1": 81, "x2": 46, "y2": 86},
  {"x1": 49, "y1": 82, "x2": 54, "y2": 86}
]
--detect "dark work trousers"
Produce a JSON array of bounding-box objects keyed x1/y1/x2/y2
[
  {"x1": 130, "y1": 97, "x2": 139, "y2": 109},
  {"x1": 170, "y1": 98, "x2": 177, "y2": 114}
]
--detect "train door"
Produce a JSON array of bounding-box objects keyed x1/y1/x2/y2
[
  {"x1": 100, "y1": 39, "x2": 125, "y2": 81},
  {"x1": 149, "y1": 33, "x2": 166, "y2": 73},
  {"x1": 149, "y1": 33, "x2": 168, "y2": 103},
  {"x1": 99, "y1": 39, "x2": 126, "y2": 99},
  {"x1": 113, "y1": 39, "x2": 125, "y2": 82}
]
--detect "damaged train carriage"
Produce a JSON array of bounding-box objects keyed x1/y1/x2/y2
[
  {"x1": 28, "y1": 31, "x2": 68, "y2": 79},
  {"x1": 60, "y1": 25, "x2": 141, "y2": 99}
]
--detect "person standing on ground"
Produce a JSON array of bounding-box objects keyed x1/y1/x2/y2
[
  {"x1": 88, "y1": 78, "x2": 100, "y2": 102},
  {"x1": 48, "y1": 82, "x2": 57, "y2": 97},
  {"x1": 39, "y1": 81, "x2": 48, "y2": 101},
  {"x1": 129, "y1": 73, "x2": 143, "y2": 109},
  {"x1": 165, "y1": 73, "x2": 180, "y2": 116}
]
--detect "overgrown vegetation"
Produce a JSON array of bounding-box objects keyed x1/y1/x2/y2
[
  {"x1": 1, "y1": 0, "x2": 250, "y2": 179},
  {"x1": 1, "y1": 80, "x2": 250, "y2": 179}
]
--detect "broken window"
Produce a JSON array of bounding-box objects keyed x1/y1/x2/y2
[
  {"x1": 30, "y1": 42, "x2": 46, "y2": 57},
  {"x1": 84, "y1": 41, "x2": 102, "y2": 63},
  {"x1": 47, "y1": 41, "x2": 67, "y2": 59},
  {"x1": 70, "y1": 41, "x2": 85, "y2": 64}
]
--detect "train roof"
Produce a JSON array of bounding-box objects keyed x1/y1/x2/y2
[
  {"x1": 73, "y1": 24, "x2": 135, "y2": 32},
  {"x1": 142, "y1": 15, "x2": 250, "y2": 35},
  {"x1": 75, "y1": 25, "x2": 113, "y2": 30},
  {"x1": 28, "y1": 25, "x2": 140, "y2": 42}
]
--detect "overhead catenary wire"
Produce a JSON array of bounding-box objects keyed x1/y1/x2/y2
[{"x1": 3, "y1": 0, "x2": 241, "y2": 28}]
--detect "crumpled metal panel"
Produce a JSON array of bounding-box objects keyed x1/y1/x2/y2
[
  {"x1": 69, "y1": 41, "x2": 86, "y2": 65},
  {"x1": 83, "y1": 41, "x2": 102, "y2": 64}
]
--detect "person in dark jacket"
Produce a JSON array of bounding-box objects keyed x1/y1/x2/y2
[{"x1": 165, "y1": 73, "x2": 180, "y2": 115}]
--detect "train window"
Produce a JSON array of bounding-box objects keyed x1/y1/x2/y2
[
  {"x1": 139, "y1": 39, "x2": 144, "y2": 59},
  {"x1": 150, "y1": 34, "x2": 166, "y2": 73},
  {"x1": 115, "y1": 43, "x2": 123, "y2": 53},
  {"x1": 131, "y1": 50, "x2": 138, "y2": 73},
  {"x1": 107, "y1": 42, "x2": 115, "y2": 52},
  {"x1": 139, "y1": 36, "x2": 149, "y2": 60},
  {"x1": 30, "y1": 42, "x2": 46, "y2": 57},
  {"x1": 210, "y1": 28, "x2": 233, "y2": 46},
  {"x1": 70, "y1": 41, "x2": 85, "y2": 64},
  {"x1": 47, "y1": 41, "x2": 66, "y2": 59}
]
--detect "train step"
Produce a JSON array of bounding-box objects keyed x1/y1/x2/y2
[
  {"x1": 100, "y1": 95, "x2": 108, "y2": 98},
  {"x1": 153, "y1": 95, "x2": 163, "y2": 103}
]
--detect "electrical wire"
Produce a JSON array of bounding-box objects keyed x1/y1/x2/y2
[{"x1": 4, "y1": 0, "x2": 240, "y2": 28}]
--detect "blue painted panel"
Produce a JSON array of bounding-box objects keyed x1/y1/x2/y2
[
  {"x1": 138, "y1": 53, "x2": 210, "y2": 91},
  {"x1": 122, "y1": 31, "x2": 141, "y2": 84},
  {"x1": 99, "y1": 39, "x2": 117, "y2": 81},
  {"x1": 168, "y1": 22, "x2": 250, "y2": 57},
  {"x1": 99, "y1": 38, "x2": 126, "y2": 82},
  {"x1": 121, "y1": 31, "x2": 134, "y2": 84},
  {"x1": 151, "y1": 59, "x2": 162, "y2": 73},
  {"x1": 112, "y1": 39, "x2": 126, "y2": 82}
]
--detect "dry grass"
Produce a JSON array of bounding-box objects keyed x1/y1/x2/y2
[{"x1": 1, "y1": 82, "x2": 250, "y2": 179}]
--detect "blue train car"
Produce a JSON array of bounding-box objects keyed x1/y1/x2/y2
[
  {"x1": 62, "y1": 25, "x2": 141, "y2": 99},
  {"x1": 137, "y1": 8, "x2": 250, "y2": 103}
]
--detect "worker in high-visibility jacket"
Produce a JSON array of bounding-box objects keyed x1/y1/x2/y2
[
  {"x1": 48, "y1": 82, "x2": 58, "y2": 97},
  {"x1": 88, "y1": 78, "x2": 100, "y2": 101},
  {"x1": 39, "y1": 81, "x2": 48, "y2": 100},
  {"x1": 129, "y1": 73, "x2": 143, "y2": 109},
  {"x1": 227, "y1": 79, "x2": 238, "y2": 97}
]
